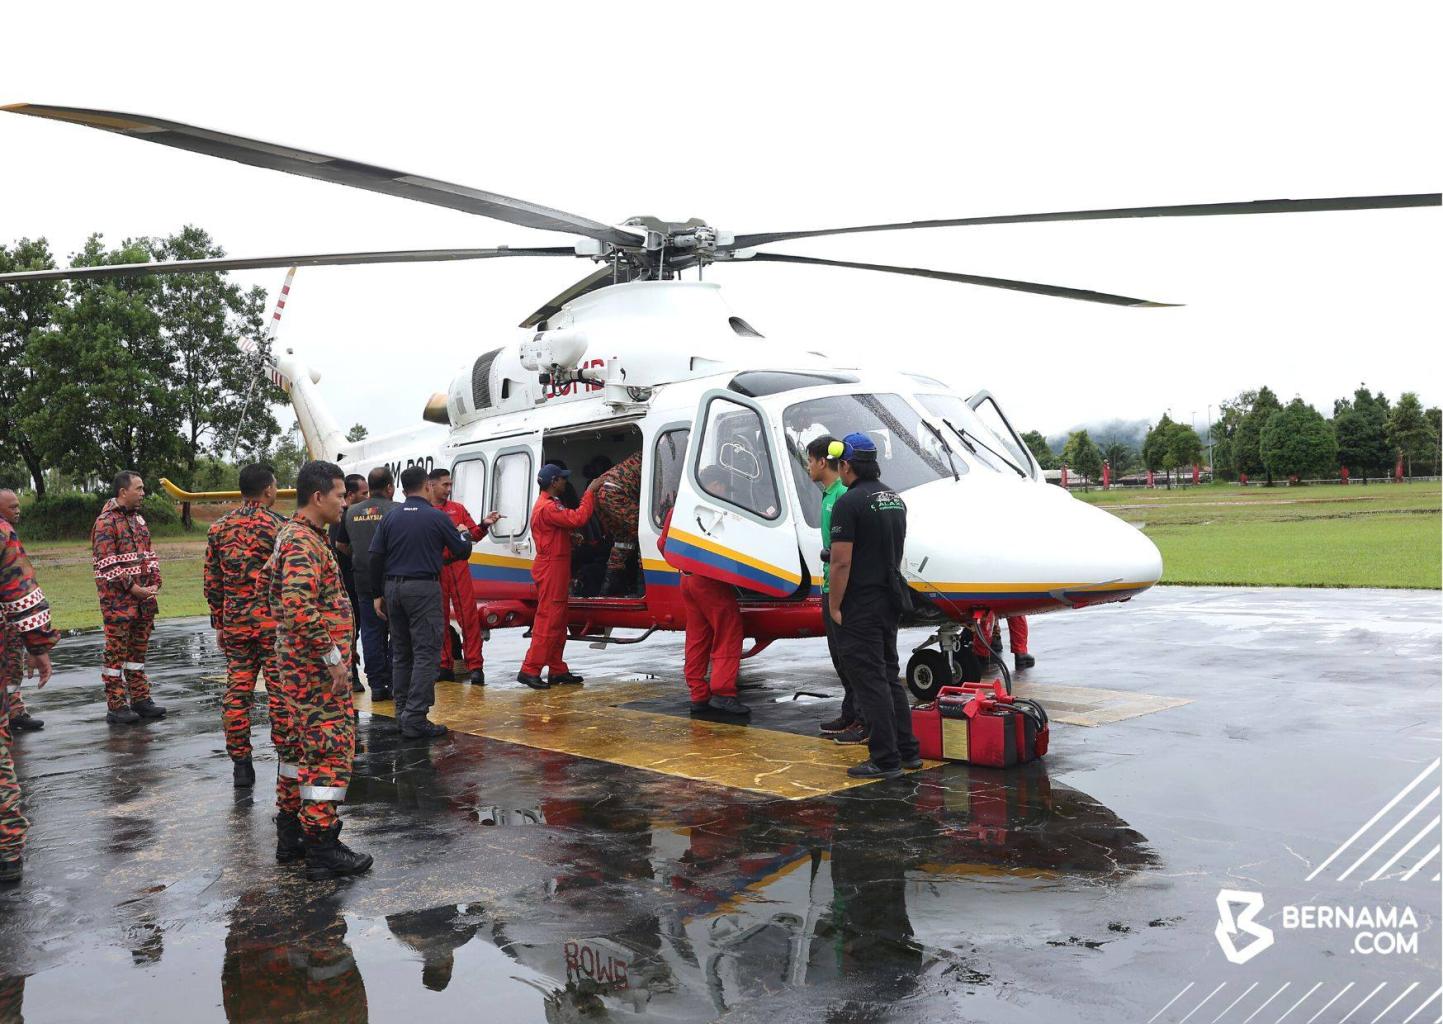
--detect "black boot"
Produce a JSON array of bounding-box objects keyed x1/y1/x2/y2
[
  {"x1": 468, "y1": 669, "x2": 485, "y2": 687},
  {"x1": 1014, "y1": 653, "x2": 1036, "y2": 671},
  {"x1": 303, "y1": 822, "x2": 373, "y2": 881},
  {"x1": 436, "y1": 666, "x2": 456, "y2": 682},
  {"x1": 10, "y1": 713, "x2": 43, "y2": 732},
  {"x1": 275, "y1": 811, "x2": 305, "y2": 864},
  {"x1": 233, "y1": 756, "x2": 256, "y2": 789},
  {"x1": 132, "y1": 698, "x2": 167, "y2": 719},
  {"x1": 0, "y1": 857, "x2": 21, "y2": 884},
  {"x1": 106, "y1": 704, "x2": 140, "y2": 725}
]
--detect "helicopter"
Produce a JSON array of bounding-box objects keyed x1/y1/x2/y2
[{"x1": 2, "y1": 103, "x2": 1436, "y2": 700}]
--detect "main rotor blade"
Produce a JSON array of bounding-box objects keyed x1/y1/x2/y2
[
  {"x1": 3, "y1": 103, "x2": 643, "y2": 247},
  {"x1": 730, "y1": 193, "x2": 1441, "y2": 249},
  {"x1": 736, "y1": 252, "x2": 1177, "y2": 307},
  {"x1": 519, "y1": 264, "x2": 620, "y2": 328},
  {"x1": 0, "y1": 247, "x2": 575, "y2": 284}
]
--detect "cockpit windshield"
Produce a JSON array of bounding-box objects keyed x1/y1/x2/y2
[
  {"x1": 915, "y1": 393, "x2": 1033, "y2": 478},
  {"x1": 783, "y1": 392, "x2": 956, "y2": 527}
]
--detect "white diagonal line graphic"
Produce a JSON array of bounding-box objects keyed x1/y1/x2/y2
[
  {"x1": 1244, "y1": 985, "x2": 1291, "y2": 1024},
  {"x1": 1401, "y1": 988, "x2": 1442, "y2": 1024},
  {"x1": 1338, "y1": 982, "x2": 1387, "y2": 1023},
  {"x1": 1340, "y1": 789, "x2": 1441, "y2": 880},
  {"x1": 1308, "y1": 759, "x2": 1441, "y2": 881},
  {"x1": 1215, "y1": 982, "x2": 1261, "y2": 1022},
  {"x1": 1402, "y1": 845, "x2": 1440, "y2": 881},
  {"x1": 1276, "y1": 982, "x2": 1323, "y2": 1023},
  {"x1": 1371, "y1": 983, "x2": 1419, "y2": 1024},
  {"x1": 1179, "y1": 983, "x2": 1227, "y2": 1023},
  {"x1": 1151, "y1": 983, "x2": 1196, "y2": 1024},
  {"x1": 1369, "y1": 816, "x2": 1441, "y2": 881},
  {"x1": 1306, "y1": 983, "x2": 1354, "y2": 1024}
]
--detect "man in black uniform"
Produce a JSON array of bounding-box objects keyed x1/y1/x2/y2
[
  {"x1": 827, "y1": 433, "x2": 922, "y2": 780},
  {"x1": 334, "y1": 467, "x2": 398, "y2": 700},
  {"x1": 332, "y1": 474, "x2": 367, "y2": 693},
  {"x1": 369, "y1": 466, "x2": 472, "y2": 739}
]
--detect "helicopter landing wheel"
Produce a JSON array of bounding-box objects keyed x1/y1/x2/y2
[{"x1": 906, "y1": 650, "x2": 958, "y2": 703}]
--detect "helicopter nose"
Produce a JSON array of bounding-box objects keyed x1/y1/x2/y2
[{"x1": 900, "y1": 479, "x2": 1163, "y2": 609}]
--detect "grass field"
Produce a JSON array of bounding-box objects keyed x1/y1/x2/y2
[
  {"x1": 1078, "y1": 481, "x2": 1441, "y2": 589},
  {"x1": 21, "y1": 481, "x2": 1442, "y2": 629}
]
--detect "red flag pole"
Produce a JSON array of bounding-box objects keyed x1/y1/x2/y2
[
  {"x1": 1061, "y1": 464, "x2": 1069, "y2": 488},
  {"x1": 1102, "y1": 460, "x2": 1111, "y2": 489}
]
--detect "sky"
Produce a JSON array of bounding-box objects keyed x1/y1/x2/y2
[{"x1": 1, "y1": 2, "x2": 1437, "y2": 445}]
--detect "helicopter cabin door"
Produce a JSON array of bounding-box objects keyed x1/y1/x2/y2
[{"x1": 662, "y1": 390, "x2": 805, "y2": 598}]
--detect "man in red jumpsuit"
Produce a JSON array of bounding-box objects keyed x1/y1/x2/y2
[
  {"x1": 517, "y1": 464, "x2": 601, "y2": 691},
  {"x1": 657, "y1": 469, "x2": 749, "y2": 717},
  {"x1": 426, "y1": 467, "x2": 500, "y2": 686},
  {"x1": 972, "y1": 612, "x2": 1034, "y2": 672}
]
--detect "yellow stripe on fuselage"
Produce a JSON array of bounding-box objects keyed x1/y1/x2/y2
[{"x1": 666, "y1": 527, "x2": 803, "y2": 585}]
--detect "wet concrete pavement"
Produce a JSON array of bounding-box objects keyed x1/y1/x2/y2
[{"x1": 1, "y1": 586, "x2": 1439, "y2": 1023}]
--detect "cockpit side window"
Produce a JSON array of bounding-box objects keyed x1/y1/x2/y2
[
  {"x1": 782, "y1": 393, "x2": 956, "y2": 527},
  {"x1": 694, "y1": 398, "x2": 781, "y2": 520}
]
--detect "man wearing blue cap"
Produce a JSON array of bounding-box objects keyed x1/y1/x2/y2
[
  {"x1": 517, "y1": 464, "x2": 602, "y2": 690},
  {"x1": 827, "y1": 433, "x2": 922, "y2": 779}
]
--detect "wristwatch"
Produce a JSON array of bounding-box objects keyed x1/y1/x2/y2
[{"x1": 323, "y1": 646, "x2": 343, "y2": 667}]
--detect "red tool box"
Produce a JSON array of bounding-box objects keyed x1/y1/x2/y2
[{"x1": 912, "y1": 681, "x2": 1049, "y2": 767}]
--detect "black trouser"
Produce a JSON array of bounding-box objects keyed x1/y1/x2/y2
[
  {"x1": 385, "y1": 578, "x2": 443, "y2": 733},
  {"x1": 824, "y1": 606, "x2": 863, "y2": 727},
  {"x1": 836, "y1": 599, "x2": 917, "y2": 770},
  {"x1": 342, "y1": 572, "x2": 361, "y2": 685}
]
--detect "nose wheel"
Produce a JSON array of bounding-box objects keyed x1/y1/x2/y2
[{"x1": 905, "y1": 622, "x2": 1011, "y2": 703}]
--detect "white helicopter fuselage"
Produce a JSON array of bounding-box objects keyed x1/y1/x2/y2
[{"x1": 278, "y1": 280, "x2": 1162, "y2": 653}]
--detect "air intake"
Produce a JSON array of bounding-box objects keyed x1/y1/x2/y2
[{"x1": 471, "y1": 348, "x2": 502, "y2": 408}]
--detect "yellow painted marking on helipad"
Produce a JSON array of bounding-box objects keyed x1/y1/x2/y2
[
  {"x1": 1012, "y1": 681, "x2": 1189, "y2": 727},
  {"x1": 358, "y1": 682, "x2": 930, "y2": 799}
]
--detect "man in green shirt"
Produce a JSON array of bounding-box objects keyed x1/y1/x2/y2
[{"x1": 808, "y1": 436, "x2": 865, "y2": 742}]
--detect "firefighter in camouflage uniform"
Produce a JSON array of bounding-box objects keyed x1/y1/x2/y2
[
  {"x1": 266, "y1": 460, "x2": 372, "y2": 880},
  {"x1": 90, "y1": 472, "x2": 167, "y2": 724},
  {"x1": 204, "y1": 464, "x2": 289, "y2": 790},
  {"x1": 0, "y1": 489, "x2": 44, "y2": 733},
  {"x1": 594, "y1": 451, "x2": 643, "y2": 596},
  {"x1": 1, "y1": 501, "x2": 58, "y2": 884}
]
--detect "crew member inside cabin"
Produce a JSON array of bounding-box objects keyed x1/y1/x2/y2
[
  {"x1": 426, "y1": 466, "x2": 499, "y2": 686},
  {"x1": 516, "y1": 464, "x2": 603, "y2": 691},
  {"x1": 368, "y1": 466, "x2": 472, "y2": 738},
  {"x1": 334, "y1": 467, "x2": 398, "y2": 700},
  {"x1": 91, "y1": 471, "x2": 167, "y2": 725},
  {"x1": 594, "y1": 451, "x2": 644, "y2": 597}
]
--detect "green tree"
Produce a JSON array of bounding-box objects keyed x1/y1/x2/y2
[
  {"x1": 0, "y1": 238, "x2": 66, "y2": 495},
  {"x1": 152, "y1": 227, "x2": 281, "y2": 477},
  {"x1": 1061, "y1": 429, "x2": 1103, "y2": 490},
  {"x1": 1164, "y1": 423, "x2": 1204, "y2": 484},
  {"x1": 1426, "y1": 407, "x2": 1442, "y2": 477},
  {"x1": 345, "y1": 423, "x2": 369, "y2": 443},
  {"x1": 1234, "y1": 385, "x2": 1283, "y2": 484},
  {"x1": 1260, "y1": 398, "x2": 1337, "y2": 481},
  {"x1": 1209, "y1": 391, "x2": 1255, "y2": 481},
  {"x1": 1332, "y1": 385, "x2": 1392, "y2": 482},
  {"x1": 1386, "y1": 392, "x2": 1432, "y2": 478},
  {"x1": 20, "y1": 235, "x2": 184, "y2": 484},
  {"x1": 267, "y1": 423, "x2": 306, "y2": 486},
  {"x1": 1141, "y1": 413, "x2": 1175, "y2": 487}
]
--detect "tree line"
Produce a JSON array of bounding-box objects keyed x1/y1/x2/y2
[
  {"x1": 0, "y1": 229, "x2": 288, "y2": 497},
  {"x1": 1022, "y1": 386, "x2": 1440, "y2": 487}
]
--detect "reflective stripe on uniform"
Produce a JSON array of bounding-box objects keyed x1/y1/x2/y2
[
  {"x1": 277, "y1": 762, "x2": 300, "y2": 779},
  {"x1": 123, "y1": 661, "x2": 145, "y2": 671},
  {"x1": 300, "y1": 784, "x2": 347, "y2": 802},
  {"x1": 101, "y1": 667, "x2": 123, "y2": 677}
]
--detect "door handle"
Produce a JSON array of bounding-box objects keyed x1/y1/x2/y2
[{"x1": 695, "y1": 506, "x2": 724, "y2": 537}]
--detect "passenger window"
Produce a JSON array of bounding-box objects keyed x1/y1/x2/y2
[
  {"x1": 694, "y1": 398, "x2": 780, "y2": 520},
  {"x1": 452, "y1": 458, "x2": 487, "y2": 525},
  {"x1": 491, "y1": 450, "x2": 532, "y2": 539},
  {"x1": 651, "y1": 428, "x2": 690, "y2": 527}
]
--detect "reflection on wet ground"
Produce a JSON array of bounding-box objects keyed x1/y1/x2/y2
[{"x1": 0, "y1": 587, "x2": 1438, "y2": 1022}]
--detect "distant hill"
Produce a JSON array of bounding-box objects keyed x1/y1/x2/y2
[{"x1": 1045, "y1": 418, "x2": 1152, "y2": 454}]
